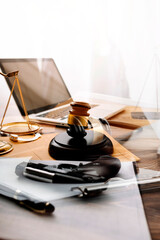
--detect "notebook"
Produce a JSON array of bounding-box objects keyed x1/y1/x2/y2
[{"x1": 0, "y1": 58, "x2": 125, "y2": 127}]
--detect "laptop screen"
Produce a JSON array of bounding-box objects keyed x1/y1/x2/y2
[{"x1": 0, "y1": 58, "x2": 71, "y2": 115}]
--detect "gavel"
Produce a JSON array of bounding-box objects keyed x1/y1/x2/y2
[
  {"x1": 67, "y1": 102, "x2": 91, "y2": 138},
  {"x1": 49, "y1": 101, "x2": 113, "y2": 160}
]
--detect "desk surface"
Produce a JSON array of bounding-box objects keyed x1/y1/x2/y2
[{"x1": 0, "y1": 93, "x2": 160, "y2": 240}]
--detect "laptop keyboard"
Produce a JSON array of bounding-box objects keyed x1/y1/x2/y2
[
  {"x1": 37, "y1": 106, "x2": 72, "y2": 119},
  {"x1": 37, "y1": 104, "x2": 98, "y2": 120}
]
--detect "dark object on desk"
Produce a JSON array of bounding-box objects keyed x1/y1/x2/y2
[
  {"x1": 71, "y1": 183, "x2": 108, "y2": 197},
  {"x1": 15, "y1": 155, "x2": 121, "y2": 183},
  {"x1": 49, "y1": 102, "x2": 113, "y2": 160},
  {"x1": 131, "y1": 112, "x2": 160, "y2": 120},
  {"x1": 0, "y1": 183, "x2": 55, "y2": 214},
  {"x1": 49, "y1": 131, "x2": 113, "y2": 160}
]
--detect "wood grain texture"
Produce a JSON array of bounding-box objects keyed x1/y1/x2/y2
[
  {"x1": 0, "y1": 102, "x2": 160, "y2": 239},
  {"x1": 108, "y1": 105, "x2": 154, "y2": 128},
  {"x1": 141, "y1": 190, "x2": 160, "y2": 240},
  {"x1": 110, "y1": 108, "x2": 160, "y2": 240}
]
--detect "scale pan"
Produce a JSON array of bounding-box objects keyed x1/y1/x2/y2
[{"x1": 1, "y1": 122, "x2": 40, "y2": 135}]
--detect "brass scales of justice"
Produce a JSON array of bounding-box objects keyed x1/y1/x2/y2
[{"x1": 0, "y1": 70, "x2": 40, "y2": 155}]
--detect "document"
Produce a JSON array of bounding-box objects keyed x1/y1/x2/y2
[{"x1": 0, "y1": 157, "x2": 151, "y2": 240}]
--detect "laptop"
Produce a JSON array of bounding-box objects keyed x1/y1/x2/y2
[{"x1": 0, "y1": 58, "x2": 125, "y2": 127}]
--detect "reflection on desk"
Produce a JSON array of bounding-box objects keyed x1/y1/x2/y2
[
  {"x1": 0, "y1": 157, "x2": 151, "y2": 240},
  {"x1": 0, "y1": 93, "x2": 160, "y2": 239}
]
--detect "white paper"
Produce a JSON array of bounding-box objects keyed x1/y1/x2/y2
[{"x1": 0, "y1": 157, "x2": 151, "y2": 240}]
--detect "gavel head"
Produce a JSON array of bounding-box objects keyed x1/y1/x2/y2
[{"x1": 67, "y1": 102, "x2": 91, "y2": 138}]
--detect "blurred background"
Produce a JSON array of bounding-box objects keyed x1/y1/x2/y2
[{"x1": 0, "y1": 0, "x2": 160, "y2": 106}]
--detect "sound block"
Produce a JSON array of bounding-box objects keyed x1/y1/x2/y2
[{"x1": 49, "y1": 130, "x2": 113, "y2": 161}]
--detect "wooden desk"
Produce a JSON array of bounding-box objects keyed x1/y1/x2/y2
[
  {"x1": 0, "y1": 95, "x2": 160, "y2": 240},
  {"x1": 110, "y1": 106, "x2": 160, "y2": 240}
]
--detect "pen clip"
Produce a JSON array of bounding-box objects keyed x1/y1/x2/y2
[{"x1": 71, "y1": 182, "x2": 107, "y2": 197}]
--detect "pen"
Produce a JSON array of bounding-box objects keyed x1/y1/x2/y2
[
  {"x1": 0, "y1": 183, "x2": 55, "y2": 214},
  {"x1": 107, "y1": 120, "x2": 140, "y2": 129},
  {"x1": 23, "y1": 166, "x2": 87, "y2": 182}
]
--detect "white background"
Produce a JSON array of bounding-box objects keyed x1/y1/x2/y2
[{"x1": 1, "y1": 0, "x2": 160, "y2": 106}]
